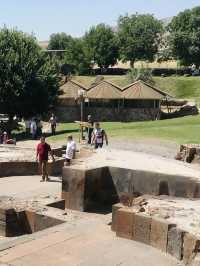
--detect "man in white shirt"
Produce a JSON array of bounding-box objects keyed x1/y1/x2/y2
[
  {"x1": 30, "y1": 119, "x2": 37, "y2": 139},
  {"x1": 65, "y1": 135, "x2": 76, "y2": 165}
]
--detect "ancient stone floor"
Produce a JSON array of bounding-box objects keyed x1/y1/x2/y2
[
  {"x1": 0, "y1": 175, "x2": 182, "y2": 266},
  {"x1": 0, "y1": 212, "x2": 181, "y2": 266}
]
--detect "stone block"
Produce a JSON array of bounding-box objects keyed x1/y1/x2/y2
[
  {"x1": 62, "y1": 167, "x2": 86, "y2": 211},
  {"x1": 111, "y1": 203, "x2": 123, "y2": 231},
  {"x1": 150, "y1": 218, "x2": 175, "y2": 252},
  {"x1": 167, "y1": 227, "x2": 185, "y2": 260},
  {"x1": 116, "y1": 208, "x2": 135, "y2": 239},
  {"x1": 191, "y1": 253, "x2": 200, "y2": 266},
  {"x1": 183, "y1": 233, "x2": 200, "y2": 265},
  {"x1": 133, "y1": 213, "x2": 152, "y2": 245}
]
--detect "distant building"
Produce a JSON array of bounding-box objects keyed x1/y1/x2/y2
[{"x1": 56, "y1": 79, "x2": 169, "y2": 122}]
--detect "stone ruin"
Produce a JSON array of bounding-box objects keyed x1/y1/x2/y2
[
  {"x1": 1, "y1": 146, "x2": 200, "y2": 265},
  {"x1": 176, "y1": 144, "x2": 200, "y2": 164}
]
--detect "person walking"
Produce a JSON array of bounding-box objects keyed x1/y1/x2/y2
[
  {"x1": 30, "y1": 119, "x2": 37, "y2": 139},
  {"x1": 65, "y1": 135, "x2": 76, "y2": 165},
  {"x1": 36, "y1": 136, "x2": 55, "y2": 182},
  {"x1": 24, "y1": 119, "x2": 30, "y2": 137},
  {"x1": 91, "y1": 122, "x2": 108, "y2": 149},
  {"x1": 49, "y1": 114, "x2": 57, "y2": 135},
  {"x1": 87, "y1": 115, "x2": 94, "y2": 144}
]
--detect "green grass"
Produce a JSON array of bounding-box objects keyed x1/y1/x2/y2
[{"x1": 46, "y1": 115, "x2": 200, "y2": 145}]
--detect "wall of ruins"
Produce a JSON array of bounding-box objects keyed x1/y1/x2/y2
[{"x1": 56, "y1": 105, "x2": 160, "y2": 122}]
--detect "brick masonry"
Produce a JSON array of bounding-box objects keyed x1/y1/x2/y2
[
  {"x1": 0, "y1": 158, "x2": 65, "y2": 177},
  {"x1": 116, "y1": 208, "x2": 135, "y2": 239},
  {"x1": 133, "y1": 213, "x2": 152, "y2": 245},
  {"x1": 56, "y1": 106, "x2": 160, "y2": 122}
]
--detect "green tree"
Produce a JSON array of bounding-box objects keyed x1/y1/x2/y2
[
  {"x1": 0, "y1": 27, "x2": 60, "y2": 125},
  {"x1": 48, "y1": 33, "x2": 92, "y2": 75},
  {"x1": 84, "y1": 23, "x2": 119, "y2": 69},
  {"x1": 168, "y1": 6, "x2": 200, "y2": 67},
  {"x1": 126, "y1": 68, "x2": 154, "y2": 85},
  {"x1": 118, "y1": 14, "x2": 163, "y2": 67}
]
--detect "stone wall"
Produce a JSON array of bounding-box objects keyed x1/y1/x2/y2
[
  {"x1": 62, "y1": 166, "x2": 200, "y2": 211},
  {"x1": 56, "y1": 105, "x2": 160, "y2": 122},
  {"x1": 0, "y1": 158, "x2": 65, "y2": 177}
]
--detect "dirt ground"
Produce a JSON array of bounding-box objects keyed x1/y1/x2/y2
[{"x1": 109, "y1": 138, "x2": 178, "y2": 159}]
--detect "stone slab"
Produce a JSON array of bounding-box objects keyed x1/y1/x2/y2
[
  {"x1": 167, "y1": 227, "x2": 184, "y2": 260},
  {"x1": 150, "y1": 218, "x2": 175, "y2": 252},
  {"x1": 111, "y1": 203, "x2": 123, "y2": 232},
  {"x1": 116, "y1": 208, "x2": 135, "y2": 239},
  {"x1": 133, "y1": 213, "x2": 152, "y2": 245},
  {"x1": 183, "y1": 233, "x2": 200, "y2": 265}
]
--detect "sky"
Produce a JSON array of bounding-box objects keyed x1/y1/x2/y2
[{"x1": 1, "y1": 0, "x2": 200, "y2": 40}]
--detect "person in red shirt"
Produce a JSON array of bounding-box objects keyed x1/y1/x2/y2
[{"x1": 36, "y1": 136, "x2": 55, "y2": 182}]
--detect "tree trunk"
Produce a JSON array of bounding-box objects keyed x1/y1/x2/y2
[
  {"x1": 7, "y1": 115, "x2": 14, "y2": 135},
  {"x1": 130, "y1": 60, "x2": 135, "y2": 68}
]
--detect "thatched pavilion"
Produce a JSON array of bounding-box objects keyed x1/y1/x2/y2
[
  {"x1": 57, "y1": 80, "x2": 87, "y2": 121},
  {"x1": 56, "y1": 79, "x2": 169, "y2": 122},
  {"x1": 121, "y1": 80, "x2": 168, "y2": 120}
]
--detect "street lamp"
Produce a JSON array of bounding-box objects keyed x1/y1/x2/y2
[{"x1": 78, "y1": 89, "x2": 86, "y2": 141}]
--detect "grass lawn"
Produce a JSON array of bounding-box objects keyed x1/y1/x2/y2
[{"x1": 47, "y1": 115, "x2": 200, "y2": 145}]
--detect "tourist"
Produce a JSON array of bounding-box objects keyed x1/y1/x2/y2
[
  {"x1": 37, "y1": 119, "x2": 43, "y2": 137},
  {"x1": 2, "y1": 132, "x2": 8, "y2": 144},
  {"x1": 30, "y1": 119, "x2": 37, "y2": 139},
  {"x1": 24, "y1": 119, "x2": 30, "y2": 136},
  {"x1": 2, "y1": 132, "x2": 16, "y2": 145},
  {"x1": 87, "y1": 114, "x2": 94, "y2": 144},
  {"x1": 65, "y1": 135, "x2": 76, "y2": 166},
  {"x1": 36, "y1": 136, "x2": 55, "y2": 182},
  {"x1": 0, "y1": 130, "x2": 3, "y2": 144},
  {"x1": 49, "y1": 114, "x2": 57, "y2": 135},
  {"x1": 91, "y1": 122, "x2": 108, "y2": 149}
]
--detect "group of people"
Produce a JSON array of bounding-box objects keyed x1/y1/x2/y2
[
  {"x1": 25, "y1": 114, "x2": 57, "y2": 140},
  {"x1": 36, "y1": 115, "x2": 108, "y2": 182},
  {"x1": 36, "y1": 134, "x2": 76, "y2": 182}
]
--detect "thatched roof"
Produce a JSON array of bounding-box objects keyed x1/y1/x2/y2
[
  {"x1": 122, "y1": 80, "x2": 169, "y2": 100},
  {"x1": 87, "y1": 80, "x2": 121, "y2": 99},
  {"x1": 59, "y1": 80, "x2": 87, "y2": 99}
]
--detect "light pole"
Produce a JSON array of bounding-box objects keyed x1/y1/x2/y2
[{"x1": 78, "y1": 89, "x2": 85, "y2": 141}]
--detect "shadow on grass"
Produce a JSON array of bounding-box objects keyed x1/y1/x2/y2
[{"x1": 13, "y1": 129, "x2": 79, "y2": 141}]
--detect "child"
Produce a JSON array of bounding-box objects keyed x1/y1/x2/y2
[
  {"x1": 91, "y1": 122, "x2": 108, "y2": 149},
  {"x1": 65, "y1": 135, "x2": 76, "y2": 165}
]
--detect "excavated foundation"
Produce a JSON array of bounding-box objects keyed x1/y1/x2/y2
[
  {"x1": 62, "y1": 166, "x2": 200, "y2": 211},
  {"x1": 62, "y1": 163, "x2": 200, "y2": 266}
]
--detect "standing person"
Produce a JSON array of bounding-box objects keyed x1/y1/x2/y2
[
  {"x1": 36, "y1": 136, "x2": 55, "y2": 182},
  {"x1": 30, "y1": 119, "x2": 37, "y2": 139},
  {"x1": 2, "y1": 132, "x2": 8, "y2": 144},
  {"x1": 49, "y1": 114, "x2": 57, "y2": 135},
  {"x1": 91, "y1": 122, "x2": 108, "y2": 149},
  {"x1": 24, "y1": 119, "x2": 30, "y2": 136},
  {"x1": 37, "y1": 119, "x2": 43, "y2": 137},
  {"x1": 87, "y1": 115, "x2": 94, "y2": 144},
  {"x1": 65, "y1": 135, "x2": 76, "y2": 166}
]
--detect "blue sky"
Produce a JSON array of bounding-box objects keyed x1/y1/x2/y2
[{"x1": 1, "y1": 0, "x2": 200, "y2": 40}]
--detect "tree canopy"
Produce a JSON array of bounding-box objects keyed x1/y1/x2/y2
[
  {"x1": 0, "y1": 27, "x2": 60, "y2": 120},
  {"x1": 118, "y1": 14, "x2": 163, "y2": 67},
  {"x1": 168, "y1": 6, "x2": 200, "y2": 67},
  {"x1": 84, "y1": 23, "x2": 119, "y2": 69},
  {"x1": 48, "y1": 33, "x2": 91, "y2": 74}
]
